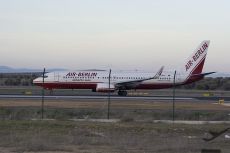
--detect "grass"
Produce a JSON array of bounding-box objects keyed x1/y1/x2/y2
[
  {"x1": 0, "y1": 120, "x2": 229, "y2": 152},
  {"x1": 0, "y1": 120, "x2": 74, "y2": 152},
  {"x1": 0, "y1": 106, "x2": 229, "y2": 121}
]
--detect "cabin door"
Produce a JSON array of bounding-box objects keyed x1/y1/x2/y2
[{"x1": 54, "y1": 72, "x2": 59, "y2": 82}]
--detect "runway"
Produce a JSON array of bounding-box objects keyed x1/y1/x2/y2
[
  {"x1": 0, "y1": 94, "x2": 230, "y2": 102},
  {"x1": 0, "y1": 94, "x2": 195, "y2": 101}
]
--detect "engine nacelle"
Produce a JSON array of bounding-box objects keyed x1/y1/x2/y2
[{"x1": 95, "y1": 83, "x2": 115, "y2": 92}]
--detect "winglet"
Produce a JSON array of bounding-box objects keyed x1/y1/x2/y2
[{"x1": 153, "y1": 66, "x2": 164, "y2": 79}]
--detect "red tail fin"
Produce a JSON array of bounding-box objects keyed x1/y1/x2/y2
[{"x1": 183, "y1": 40, "x2": 210, "y2": 77}]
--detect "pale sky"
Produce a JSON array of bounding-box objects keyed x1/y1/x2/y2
[{"x1": 0, "y1": 0, "x2": 229, "y2": 72}]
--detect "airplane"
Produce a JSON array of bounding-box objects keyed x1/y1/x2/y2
[{"x1": 33, "y1": 40, "x2": 215, "y2": 96}]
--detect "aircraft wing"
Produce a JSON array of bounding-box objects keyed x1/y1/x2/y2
[{"x1": 115, "y1": 66, "x2": 164, "y2": 90}]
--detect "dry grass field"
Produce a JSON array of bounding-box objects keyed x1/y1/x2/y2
[
  {"x1": 0, "y1": 87, "x2": 229, "y2": 152},
  {"x1": 0, "y1": 120, "x2": 229, "y2": 153},
  {"x1": 0, "y1": 98, "x2": 229, "y2": 121}
]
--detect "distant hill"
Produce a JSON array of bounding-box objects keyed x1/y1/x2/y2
[{"x1": 0, "y1": 66, "x2": 67, "y2": 73}]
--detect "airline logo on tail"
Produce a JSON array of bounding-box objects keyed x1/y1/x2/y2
[{"x1": 185, "y1": 42, "x2": 209, "y2": 72}]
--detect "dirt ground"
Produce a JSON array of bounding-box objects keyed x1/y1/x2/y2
[{"x1": 0, "y1": 99, "x2": 229, "y2": 110}]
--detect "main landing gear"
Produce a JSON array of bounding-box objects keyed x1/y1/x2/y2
[{"x1": 118, "y1": 90, "x2": 127, "y2": 96}]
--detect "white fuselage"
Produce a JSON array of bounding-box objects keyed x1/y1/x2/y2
[{"x1": 33, "y1": 70, "x2": 187, "y2": 91}]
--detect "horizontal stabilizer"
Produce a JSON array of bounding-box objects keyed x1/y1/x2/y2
[{"x1": 191, "y1": 72, "x2": 216, "y2": 77}]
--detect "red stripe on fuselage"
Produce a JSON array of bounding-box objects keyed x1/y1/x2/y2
[
  {"x1": 34, "y1": 82, "x2": 98, "y2": 90},
  {"x1": 34, "y1": 81, "x2": 175, "y2": 90}
]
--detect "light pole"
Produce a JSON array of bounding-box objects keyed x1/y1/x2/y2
[
  {"x1": 107, "y1": 69, "x2": 111, "y2": 119},
  {"x1": 172, "y1": 70, "x2": 176, "y2": 122},
  {"x1": 41, "y1": 68, "x2": 45, "y2": 119}
]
